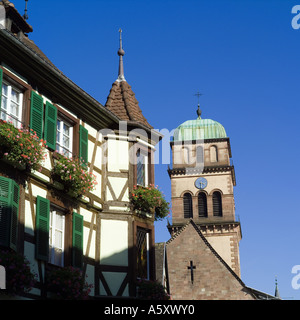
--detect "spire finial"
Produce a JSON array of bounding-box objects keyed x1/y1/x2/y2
[
  {"x1": 117, "y1": 28, "x2": 126, "y2": 82},
  {"x1": 194, "y1": 92, "x2": 203, "y2": 119},
  {"x1": 23, "y1": 0, "x2": 29, "y2": 21}
]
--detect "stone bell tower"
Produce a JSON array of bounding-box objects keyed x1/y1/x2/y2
[{"x1": 167, "y1": 102, "x2": 242, "y2": 277}]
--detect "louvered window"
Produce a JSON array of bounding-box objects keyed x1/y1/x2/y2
[
  {"x1": 198, "y1": 192, "x2": 207, "y2": 217},
  {"x1": 213, "y1": 191, "x2": 222, "y2": 217},
  {"x1": 183, "y1": 193, "x2": 193, "y2": 218}
]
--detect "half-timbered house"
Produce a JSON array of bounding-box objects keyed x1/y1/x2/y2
[{"x1": 0, "y1": 1, "x2": 161, "y2": 299}]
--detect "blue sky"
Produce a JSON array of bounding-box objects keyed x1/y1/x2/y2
[{"x1": 11, "y1": 0, "x2": 300, "y2": 299}]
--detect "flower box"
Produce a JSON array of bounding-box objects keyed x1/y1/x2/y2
[
  {"x1": 51, "y1": 153, "x2": 97, "y2": 199},
  {"x1": 130, "y1": 185, "x2": 170, "y2": 221},
  {"x1": 0, "y1": 120, "x2": 47, "y2": 174}
]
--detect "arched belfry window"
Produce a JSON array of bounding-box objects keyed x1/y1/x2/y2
[
  {"x1": 198, "y1": 192, "x2": 207, "y2": 217},
  {"x1": 183, "y1": 193, "x2": 193, "y2": 218},
  {"x1": 210, "y1": 145, "x2": 218, "y2": 163},
  {"x1": 212, "y1": 191, "x2": 222, "y2": 217}
]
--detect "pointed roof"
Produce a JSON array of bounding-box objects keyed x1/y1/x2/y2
[
  {"x1": 105, "y1": 30, "x2": 153, "y2": 129},
  {"x1": 275, "y1": 277, "x2": 281, "y2": 299},
  {"x1": 105, "y1": 80, "x2": 152, "y2": 128}
]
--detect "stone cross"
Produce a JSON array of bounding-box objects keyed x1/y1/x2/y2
[{"x1": 187, "y1": 260, "x2": 196, "y2": 284}]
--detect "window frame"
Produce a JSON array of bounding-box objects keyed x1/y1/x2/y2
[
  {"x1": 49, "y1": 207, "x2": 66, "y2": 267},
  {"x1": 136, "y1": 227, "x2": 150, "y2": 280},
  {"x1": 212, "y1": 191, "x2": 223, "y2": 217},
  {"x1": 198, "y1": 192, "x2": 208, "y2": 218},
  {"x1": 183, "y1": 192, "x2": 193, "y2": 219},
  {"x1": 56, "y1": 116, "x2": 74, "y2": 158},
  {"x1": 54, "y1": 105, "x2": 80, "y2": 158},
  {"x1": 136, "y1": 149, "x2": 149, "y2": 187},
  {"x1": 0, "y1": 67, "x2": 31, "y2": 129}
]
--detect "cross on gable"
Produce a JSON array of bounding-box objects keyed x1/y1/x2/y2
[{"x1": 187, "y1": 260, "x2": 196, "y2": 284}]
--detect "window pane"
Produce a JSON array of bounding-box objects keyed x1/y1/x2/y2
[
  {"x1": 63, "y1": 135, "x2": 70, "y2": 149},
  {"x1": 10, "y1": 101, "x2": 18, "y2": 117},
  {"x1": 11, "y1": 89, "x2": 19, "y2": 103},
  {"x1": 1, "y1": 96, "x2": 7, "y2": 110},
  {"x1": 2, "y1": 84, "x2": 8, "y2": 96},
  {"x1": 63, "y1": 123, "x2": 70, "y2": 136}
]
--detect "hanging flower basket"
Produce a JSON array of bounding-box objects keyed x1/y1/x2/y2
[
  {"x1": 0, "y1": 120, "x2": 47, "y2": 173},
  {"x1": 51, "y1": 152, "x2": 97, "y2": 199},
  {"x1": 130, "y1": 185, "x2": 170, "y2": 221}
]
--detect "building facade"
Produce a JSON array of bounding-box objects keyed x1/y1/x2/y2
[{"x1": 0, "y1": 1, "x2": 161, "y2": 299}]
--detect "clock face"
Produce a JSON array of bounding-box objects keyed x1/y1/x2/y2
[{"x1": 195, "y1": 177, "x2": 207, "y2": 190}]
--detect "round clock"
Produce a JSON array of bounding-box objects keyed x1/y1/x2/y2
[{"x1": 195, "y1": 177, "x2": 207, "y2": 189}]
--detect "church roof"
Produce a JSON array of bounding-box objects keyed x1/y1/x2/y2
[
  {"x1": 173, "y1": 118, "x2": 227, "y2": 141},
  {"x1": 173, "y1": 104, "x2": 227, "y2": 141},
  {"x1": 105, "y1": 29, "x2": 153, "y2": 129},
  {"x1": 166, "y1": 219, "x2": 246, "y2": 288}
]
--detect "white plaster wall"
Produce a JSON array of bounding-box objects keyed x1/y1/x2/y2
[
  {"x1": 100, "y1": 220, "x2": 128, "y2": 266},
  {"x1": 107, "y1": 139, "x2": 129, "y2": 172}
]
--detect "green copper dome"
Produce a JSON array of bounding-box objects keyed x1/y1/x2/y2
[{"x1": 173, "y1": 118, "x2": 227, "y2": 141}]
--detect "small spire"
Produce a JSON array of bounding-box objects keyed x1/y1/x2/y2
[
  {"x1": 117, "y1": 28, "x2": 126, "y2": 82},
  {"x1": 275, "y1": 277, "x2": 280, "y2": 299},
  {"x1": 194, "y1": 92, "x2": 203, "y2": 119},
  {"x1": 23, "y1": 0, "x2": 29, "y2": 21}
]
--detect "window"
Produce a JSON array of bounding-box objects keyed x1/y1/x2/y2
[
  {"x1": 1, "y1": 81, "x2": 23, "y2": 128},
  {"x1": 35, "y1": 197, "x2": 84, "y2": 268},
  {"x1": 198, "y1": 192, "x2": 207, "y2": 217},
  {"x1": 56, "y1": 118, "x2": 73, "y2": 158},
  {"x1": 49, "y1": 209, "x2": 65, "y2": 267},
  {"x1": 210, "y1": 145, "x2": 218, "y2": 163},
  {"x1": 137, "y1": 149, "x2": 148, "y2": 187},
  {"x1": 213, "y1": 191, "x2": 222, "y2": 217},
  {"x1": 183, "y1": 193, "x2": 193, "y2": 218},
  {"x1": 137, "y1": 227, "x2": 150, "y2": 280}
]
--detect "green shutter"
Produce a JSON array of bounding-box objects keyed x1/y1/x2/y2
[
  {"x1": 30, "y1": 91, "x2": 44, "y2": 139},
  {"x1": 35, "y1": 196, "x2": 50, "y2": 261},
  {"x1": 44, "y1": 102, "x2": 57, "y2": 150},
  {"x1": 72, "y1": 212, "x2": 83, "y2": 269},
  {"x1": 79, "y1": 125, "x2": 88, "y2": 167},
  {"x1": 0, "y1": 177, "x2": 19, "y2": 251},
  {"x1": 0, "y1": 177, "x2": 12, "y2": 247},
  {"x1": 9, "y1": 180, "x2": 19, "y2": 251},
  {"x1": 0, "y1": 68, "x2": 3, "y2": 110}
]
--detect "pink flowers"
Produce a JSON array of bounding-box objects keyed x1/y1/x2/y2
[
  {"x1": 51, "y1": 153, "x2": 97, "y2": 198},
  {"x1": 0, "y1": 120, "x2": 47, "y2": 172}
]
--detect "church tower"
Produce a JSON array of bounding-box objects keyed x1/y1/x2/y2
[{"x1": 167, "y1": 102, "x2": 242, "y2": 277}]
